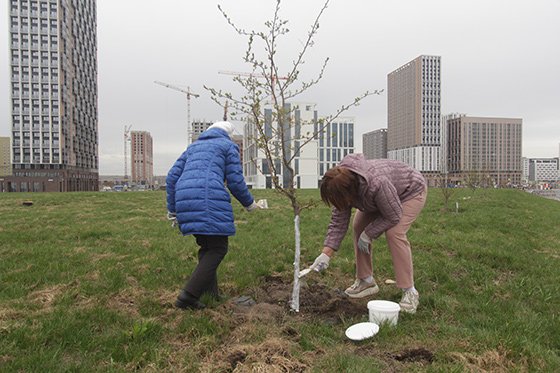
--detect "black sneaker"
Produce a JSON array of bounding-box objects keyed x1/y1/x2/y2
[{"x1": 175, "y1": 291, "x2": 206, "y2": 310}]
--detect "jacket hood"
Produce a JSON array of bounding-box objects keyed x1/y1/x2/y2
[
  {"x1": 339, "y1": 153, "x2": 369, "y2": 178},
  {"x1": 206, "y1": 121, "x2": 234, "y2": 139}
]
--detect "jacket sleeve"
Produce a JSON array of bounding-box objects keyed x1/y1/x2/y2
[
  {"x1": 364, "y1": 177, "x2": 402, "y2": 239},
  {"x1": 323, "y1": 207, "x2": 352, "y2": 250},
  {"x1": 166, "y1": 150, "x2": 188, "y2": 213},
  {"x1": 225, "y1": 143, "x2": 254, "y2": 207}
]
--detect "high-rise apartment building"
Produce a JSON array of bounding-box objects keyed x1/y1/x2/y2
[
  {"x1": 446, "y1": 116, "x2": 522, "y2": 186},
  {"x1": 318, "y1": 117, "x2": 355, "y2": 177},
  {"x1": 8, "y1": 0, "x2": 98, "y2": 192},
  {"x1": 191, "y1": 120, "x2": 212, "y2": 142},
  {"x1": 521, "y1": 157, "x2": 530, "y2": 183},
  {"x1": 243, "y1": 103, "x2": 355, "y2": 189},
  {"x1": 524, "y1": 158, "x2": 559, "y2": 182},
  {"x1": 388, "y1": 55, "x2": 441, "y2": 176},
  {"x1": 244, "y1": 103, "x2": 319, "y2": 189},
  {"x1": 130, "y1": 131, "x2": 153, "y2": 185},
  {"x1": 362, "y1": 128, "x2": 387, "y2": 160}
]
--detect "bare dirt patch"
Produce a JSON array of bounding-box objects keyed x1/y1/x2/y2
[
  {"x1": 249, "y1": 274, "x2": 367, "y2": 323},
  {"x1": 355, "y1": 344, "x2": 435, "y2": 371},
  {"x1": 393, "y1": 347, "x2": 434, "y2": 363}
]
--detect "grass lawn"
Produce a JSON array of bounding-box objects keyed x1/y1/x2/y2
[{"x1": 0, "y1": 188, "x2": 559, "y2": 372}]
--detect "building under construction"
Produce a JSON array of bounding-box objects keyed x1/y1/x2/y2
[{"x1": 130, "y1": 131, "x2": 154, "y2": 186}]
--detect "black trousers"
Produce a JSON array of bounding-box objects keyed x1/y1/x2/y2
[{"x1": 183, "y1": 235, "x2": 228, "y2": 299}]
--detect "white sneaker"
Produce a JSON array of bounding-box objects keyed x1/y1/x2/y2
[
  {"x1": 399, "y1": 290, "x2": 419, "y2": 314},
  {"x1": 344, "y1": 279, "x2": 380, "y2": 298}
]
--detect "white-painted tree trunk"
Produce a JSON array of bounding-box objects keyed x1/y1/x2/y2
[{"x1": 290, "y1": 214, "x2": 301, "y2": 312}]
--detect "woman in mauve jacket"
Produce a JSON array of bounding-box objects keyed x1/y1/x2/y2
[
  {"x1": 308, "y1": 153, "x2": 427, "y2": 314},
  {"x1": 166, "y1": 121, "x2": 260, "y2": 310}
]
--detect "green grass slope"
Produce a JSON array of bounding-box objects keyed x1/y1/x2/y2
[{"x1": 0, "y1": 188, "x2": 558, "y2": 372}]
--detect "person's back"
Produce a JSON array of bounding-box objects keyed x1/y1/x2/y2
[
  {"x1": 166, "y1": 124, "x2": 253, "y2": 237},
  {"x1": 165, "y1": 121, "x2": 259, "y2": 310}
]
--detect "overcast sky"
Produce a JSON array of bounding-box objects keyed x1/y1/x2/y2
[{"x1": 1, "y1": 0, "x2": 559, "y2": 175}]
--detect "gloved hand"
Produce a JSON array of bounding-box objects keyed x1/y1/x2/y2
[
  {"x1": 310, "y1": 253, "x2": 330, "y2": 272},
  {"x1": 245, "y1": 201, "x2": 261, "y2": 212},
  {"x1": 167, "y1": 211, "x2": 178, "y2": 228},
  {"x1": 357, "y1": 231, "x2": 372, "y2": 254}
]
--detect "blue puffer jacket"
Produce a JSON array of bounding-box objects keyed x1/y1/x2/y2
[{"x1": 166, "y1": 128, "x2": 254, "y2": 236}]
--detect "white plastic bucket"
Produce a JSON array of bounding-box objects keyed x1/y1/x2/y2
[{"x1": 367, "y1": 300, "x2": 400, "y2": 326}]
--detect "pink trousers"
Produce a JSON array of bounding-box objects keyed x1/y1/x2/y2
[{"x1": 352, "y1": 188, "x2": 427, "y2": 289}]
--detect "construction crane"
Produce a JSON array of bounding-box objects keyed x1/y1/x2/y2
[
  {"x1": 123, "y1": 124, "x2": 132, "y2": 184},
  {"x1": 154, "y1": 80, "x2": 200, "y2": 145}
]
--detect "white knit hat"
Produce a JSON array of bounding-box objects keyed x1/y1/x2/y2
[{"x1": 208, "y1": 121, "x2": 234, "y2": 138}]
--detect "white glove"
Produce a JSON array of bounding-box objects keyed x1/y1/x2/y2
[
  {"x1": 245, "y1": 201, "x2": 261, "y2": 212},
  {"x1": 310, "y1": 253, "x2": 330, "y2": 272},
  {"x1": 167, "y1": 212, "x2": 178, "y2": 228},
  {"x1": 358, "y1": 231, "x2": 372, "y2": 254}
]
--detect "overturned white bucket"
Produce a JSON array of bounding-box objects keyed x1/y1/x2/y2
[{"x1": 367, "y1": 300, "x2": 400, "y2": 327}]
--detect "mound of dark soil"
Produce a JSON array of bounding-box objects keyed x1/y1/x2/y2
[{"x1": 247, "y1": 274, "x2": 367, "y2": 323}]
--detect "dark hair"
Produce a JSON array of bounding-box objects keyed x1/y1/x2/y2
[{"x1": 320, "y1": 166, "x2": 360, "y2": 210}]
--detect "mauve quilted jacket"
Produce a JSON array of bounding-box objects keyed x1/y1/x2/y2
[
  {"x1": 323, "y1": 154, "x2": 426, "y2": 250},
  {"x1": 166, "y1": 128, "x2": 254, "y2": 236}
]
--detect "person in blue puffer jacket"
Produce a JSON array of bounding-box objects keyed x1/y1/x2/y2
[{"x1": 166, "y1": 121, "x2": 260, "y2": 310}]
